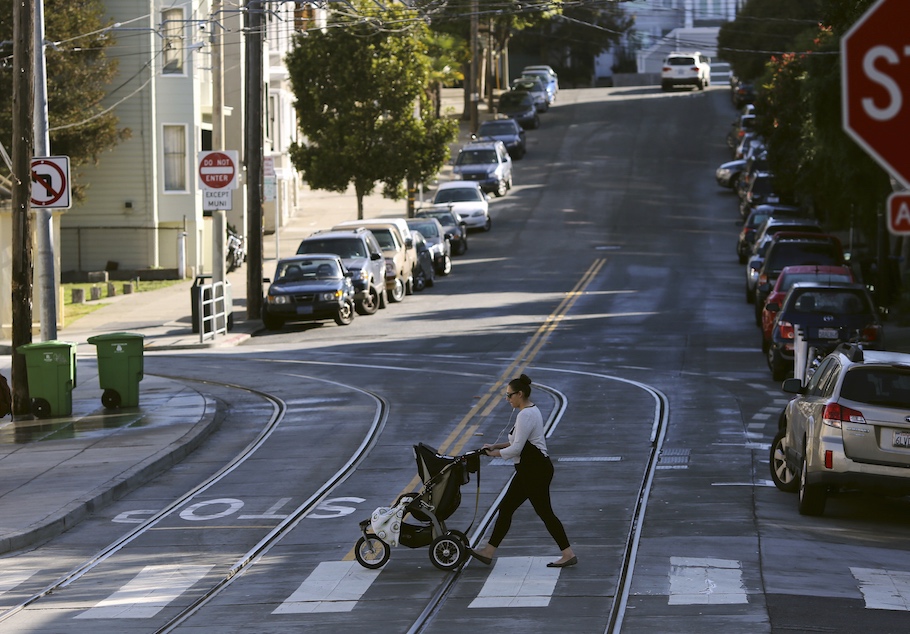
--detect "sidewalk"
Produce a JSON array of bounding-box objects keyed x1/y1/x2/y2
[{"x1": 0, "y1": 89, "x2": 484, "y2": 554}]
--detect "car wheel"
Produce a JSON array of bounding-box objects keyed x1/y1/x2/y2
[
  {"x1": 761, "y1": 332, "x2": 770, "y2": 353},
  {"x1": 532, "y1": 115, "x2": 540, "y2": 129},
  {"x1": 754, "y1": 299, "x2": 763, "y2": 326},
  {"x1": 412, "y1": 269, "x2": 426, "y2": 292},
  {"x1": 405, "y1": 276, "x2": 414, "y2": 296},
  {"x1": 355, "y1": 287, "x2": 380, "y2": 315},
  {"x1": 737, "y1": 248, "x2": 747, "y2": 265},
  {"x1": 388, "y1": 278, "x2": 405, "y2": 303},
  {"x1": 452, "y1": 240, "x2": 465, "y2": 256},
  {"x1": 768, "y1": 347, "x2": 788, "y2": 382},
  {"x1": 437, "y1": 254, "x2": 452, "y2": 276},
  {"x1": 483, "y1": 216, "x2": 492, "y2": 231},
  {"x1": 495, "y1": 178, "x2": 507, "y2": 198},
  {"x1": 769, "y1": 429, "x2": 798, "y2": 492},
  {"x1": 262, "y1": 311, "x2": 284, "y2": 331},
  {"x1": 745, "y1": 284, "x2": 754, "y2": 304},
  {"x1": 798, "y1": 447, "x2": 827, "y2": 516},
  {"x1": 334, "y1": 300, "x2": 355, "y2": 326}
]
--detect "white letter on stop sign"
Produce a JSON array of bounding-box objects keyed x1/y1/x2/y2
[{"x1": 862, "y1": 45, "x2": 909, "y2": 121}]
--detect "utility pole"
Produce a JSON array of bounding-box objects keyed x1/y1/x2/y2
[
  {"x1": 11, "y1": 0, "x2": 36, "y2": 415},
  {"x1": 469, "y1": 0, "x2": 479, "y2": 134},
  {"x1": 245, "y1": 0, "x2": 264, "y2": 320},
  {"x1": 35, "y1": 0, "x2": 57, "y2": 341},
  {"x1": 211, "y1": 0, "x2": 226, "y2": 289}
]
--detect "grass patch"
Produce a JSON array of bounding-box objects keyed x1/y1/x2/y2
[{"x1": 62, "y1": 279, "x2": 185, "y2": 326}]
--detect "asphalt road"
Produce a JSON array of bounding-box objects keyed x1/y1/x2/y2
[{"x1": 4, "y1": 85, "x2": 910, "y2": 634}]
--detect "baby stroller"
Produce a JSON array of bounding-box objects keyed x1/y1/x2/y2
[{"x1": 355, "y1": 443, "x2": 484, "y2": 571}]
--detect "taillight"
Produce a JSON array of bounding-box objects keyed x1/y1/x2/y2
[
  {"x1": 778, "y1": 320, "x2": 794, "y2": 339},
  {"x1": 758, "y1": 272, "x2": 768, "y2": 286},
  {"x1": 662, "y1": 66, "x2": 671, "y2": 72},
  {"x1": 822, "y1": 402, "x2": 865, "y2": 428},
  {"x1": 862, "y1": 324, "x2": 882, "y2": 342}
]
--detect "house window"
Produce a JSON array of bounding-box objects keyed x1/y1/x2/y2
[
  {"x1": 162, "y1": 8, "x2": 185, "y2": 74},
  {"x1": 163, "y1": 125, "x2": 187, "y2": 191}
]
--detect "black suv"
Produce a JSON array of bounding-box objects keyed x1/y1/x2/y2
[{"x1": 296, "y1": 228, "x2": 386, "y2": 315}]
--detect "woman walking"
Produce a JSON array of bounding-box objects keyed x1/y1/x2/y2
[{"x1": 471, "y1": 374, "x2": 577, "y2": 568}]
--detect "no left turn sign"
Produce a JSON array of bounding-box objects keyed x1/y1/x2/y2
[{"x1": 30, "y1": 156, "x2": 71, "y2": 209}]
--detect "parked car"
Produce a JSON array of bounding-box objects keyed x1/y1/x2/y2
[
  {"x1": 773, "y1": 343, "x2": 910, "y2": 516},
  {"x1": 754, "y1": 232, "x2": 844, "y2": 316},
  {"x1": 727, "y1": 113, "x2": 756, "y2": 152},
  {"x1": 511, "y1": 76, "x2": 550, "y2": 112},
  {"x1": 262, "y1": 255, "x2": 356, "y2": 331},
  {"x1": 760, "y1": 265, "x2": 855, "y2": 352},
  {"x1": 732, "y1": 81, "x2": 756, "y2": 108},
  {"x1": 415, "y1": 208, "x2": 468, "y2": 255},
  {"x1": 745, "y1": 219, "x2": 824, "y2": 303},
  {"x1": 406, "y1": 217, "x2": 452, "y2": 275},
  {"x1": 452, "y1": 139, "x2": 513, "y2": 197},
  {"x1": 766, "y1": 282, "x2": 882, "y2": 381},
  {"x1": 716, "y1": 158, "x2": 746, "y2": 190},
  {"x1": 410, "y1": 231, "x2": 436, "y2": 292},
  {"x1": 661, "y1": 51, "x2": 711, "y2": 91},
  {"x1": 432, "y1": 181, "x2": 491, "y2": 231},
  {"x1": 332, "y1": 219, "x2": 416, "y2": 303},
  {"x1": 740, "y1": 171, "x2": 791, "y2": 219},
  {"x1": 295, "y1": 228, "x2": 386, "y2": 315},
  {"x1": 497, "y1": 90, "x2": 540, "y2": 129},
  {"x1": 736, "y1": 204, "x2": 807, "y2": 264},
  {"x1": 520, "y1": 65, "x2": 558, "y2": 101},
  {"x1": 475, "y1": 118, "x2": 526, "y2": 160}
]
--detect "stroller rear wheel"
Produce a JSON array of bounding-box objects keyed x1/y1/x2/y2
[
  {"x1": 355, "y1": 535, "x2": 391, "y2": 569},
  {"x1": 429, "y1": 532, "x2": 466, "y2": 571}
]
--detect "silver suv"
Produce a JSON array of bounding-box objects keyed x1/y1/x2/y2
[
  {"x1": 296, "y1": 228, "x2": 386, "y2": 315},
  {"x1": 661, "y1": 52, "x2": 710, "y2": 91},
  {"x1": 771, "y1": 344, "x2": 910, "y2": 516},
  {"x1": 452, "y1": 139, "x2": 513, "y2": 198}
]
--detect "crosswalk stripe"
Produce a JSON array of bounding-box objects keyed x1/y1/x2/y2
[
  {"x1": 273, "y1": 561, "x2": 381, "y2": 614},
  {"x1": 469, "y1": 557, "x2": 560, "y2": 608},
  {"x1": 669, "y1": 557, "x2": 747, "y2": 605},
  {"x1": 0, "y1": 569, "x2": 37, "y2": 596},
  {"x1": 74, "y1": 564, "x2": 213, "y2": 619},
  {"x1": 852, "y1": 567, "x2": 910, "y2": 610}
]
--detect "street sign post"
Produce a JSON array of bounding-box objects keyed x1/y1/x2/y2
[
  {"x1": 30, "y1": 156, "x2": 71, "y2": 209},
  {"x1": 842, "y1": 0, "x2": 910, "y2": 188},
  {"x1": 887, "y1": 193, "x2": 910, "y2": 235}
]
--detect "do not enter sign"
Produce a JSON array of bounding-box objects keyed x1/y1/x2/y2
[
  {"x1": 198, "y1": 151, "x2": 239, "y2": 190},
  {"x1": 888, "y1": 194, "x2": 910, "y2": 236}
]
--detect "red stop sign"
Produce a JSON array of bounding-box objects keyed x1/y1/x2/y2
[
  {"x1": 198, "y1": 151, "x2": 236, "y2": 190},
  {"x1": 842, "y1": 0, "x2": 910, "y2": 188}
]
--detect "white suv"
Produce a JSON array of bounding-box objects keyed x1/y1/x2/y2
[{"x1": 661, "y1": 52, "x2": 710, "y2": 91}]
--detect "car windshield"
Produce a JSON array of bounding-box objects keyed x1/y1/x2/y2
[
  {"x1": 409, "y1": 222, "x2": 439, "y2": 238},
  {"x1": 513, "y1": 80, "x2": 541, "y2": 92},
  {"x1": 479, "y1": 122, "x2": 517, "y2": 135},
  {"x1": 276, "y1": 259, "x2": 340, "y2": 281},
  {"x1": 418, "y1": 210, "x2": 457, "y2": 226},
  {"x1": 370, "y1": 228, "x2": 399, "y2": 250},
  {"x1": 297, "y1": 238, "x2": 365, "y2": 259},
  {"x1": 434, "y1": 188, "x2": 483, "y2": 204},
  {"x1": 841, "y1": 367, "x2": 910, "y2": 407},
  {"x1": 456, "y1": 149, "x2": 497, "y2": 165},
  {"x1": 499, "y1": 92, "x2": 531, "y2": 108},
  {"x1": 788, "y1": 290, "x2": 870, "y2": 315}
]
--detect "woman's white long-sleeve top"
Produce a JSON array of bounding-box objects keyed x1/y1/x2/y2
[{"x1": 499, "y1": 405, "x2": 548, "y2": 463}]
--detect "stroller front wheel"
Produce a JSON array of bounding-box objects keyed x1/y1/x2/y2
[
  {"x1": 429, "y1": 533, "x2": 466, "y2": 571},
  {"x1": 355, "y1": 535, "x2": 391, "y2": 569}
]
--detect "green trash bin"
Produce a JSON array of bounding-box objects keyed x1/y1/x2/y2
[
  {"x1": 87, "y1": 333, "x2": 145, "y2": 409},
  {"x1": 17, "y1": 340, "x2": 78, "y2": 419}
]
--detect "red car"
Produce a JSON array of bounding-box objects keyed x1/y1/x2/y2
[{"x1": 760, "y1": 264, "x2": 854, "y2": 351}]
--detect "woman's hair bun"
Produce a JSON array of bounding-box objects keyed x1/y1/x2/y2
[{"x1": 518, "y1": 374, "x2": 532, "y2": 386}]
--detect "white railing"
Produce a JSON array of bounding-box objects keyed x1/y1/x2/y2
[{"x1": 198, "y1": 281, "x2": 229, "y2": 343}]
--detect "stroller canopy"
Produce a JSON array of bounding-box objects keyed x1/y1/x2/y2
[{"x1": 413, "y1": 444, "x2": 470, "y2": 522}]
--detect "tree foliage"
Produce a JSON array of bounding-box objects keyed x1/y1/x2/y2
[
  {"x1": 0, "y1": 0, "x2": 129, "y2": 199},
  {"x1": 285, "y1": 1, "x2": 458, "y2": 218}
]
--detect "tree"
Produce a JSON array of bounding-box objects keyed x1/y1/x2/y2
[
  {"x1": 718, "y1": 0, "x2": 824, "y2": 81},
  {"x1": 285, "y1": 1, "x2": 458, "y2": 218},
  {"x1": 0, "y1": 0, "x2": 129, "y2": 200}
]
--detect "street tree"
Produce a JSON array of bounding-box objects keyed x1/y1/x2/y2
[
  {"x1": 285, "y1": 1, "x2": 458, "y2": 219},
  {"x1": 0, "y1": 0, "x2": 129, "y2": 200}
]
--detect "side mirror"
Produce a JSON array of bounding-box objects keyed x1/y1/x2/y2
[
  {"x1": 781, "y1": 378, "x2": 804, "y2": 394},
  {"x1": 405, "y1": 238, "x2": 413, "y2": 249},
  {"x1": 370, "y1": 252, "x2": 382, "y2": 261},
  {"x1": 765, "y1": 302, "x2": 780, "y2": 312}
]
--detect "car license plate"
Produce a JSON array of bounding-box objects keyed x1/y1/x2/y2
[
  {"x1": 894, "y1": 431, "x2": 910, "y2": 448},
  {"x1": 817, "y1": 328, "x2": 839, "y2": 339},
  {"x1": 296, "y1": 305, "x2": 313, "y2": 315}
]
